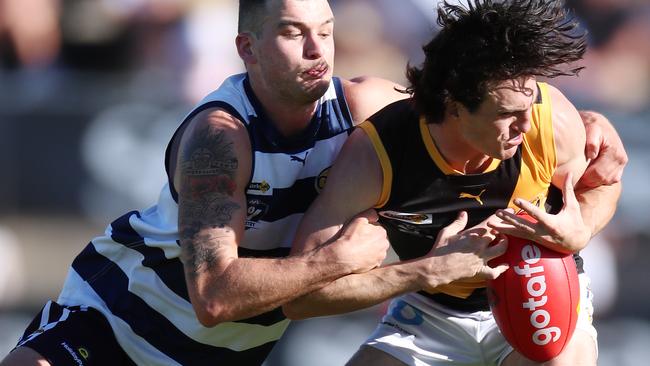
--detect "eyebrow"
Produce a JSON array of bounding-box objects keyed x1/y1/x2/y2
[
  {"x1": 497, "y1": 105, "x2": 531, "y2": 113},
  {"x1": 496, "y1": 88, "x2": 537, "y2": 114},
  {"x1": 277, "y1": 17, "x2": 334, "y2": 29}
]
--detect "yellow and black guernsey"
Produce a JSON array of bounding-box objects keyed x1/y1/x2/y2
[{"x1": 359, "y1": 82, "x2": 573, "y2": 311}]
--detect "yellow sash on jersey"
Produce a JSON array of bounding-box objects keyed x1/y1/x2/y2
[{"x1": 426, "y1": 82, "x2": 557, "y2": 299}]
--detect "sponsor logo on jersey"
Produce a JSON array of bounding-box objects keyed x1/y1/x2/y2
[
  {"x1": 315, "y1": 167, "x2": 330, "y2": 193},
  {"x1": 248, "y1": 180, "x2": 271, "y2": 193},
  {"x1": 78, "y1": 347, "x2": 90, "y2": 360},
  {"x1": 246, "y1": 199, "x2": 269, "y2": 229},
  {"x1": 514, "y1": 243, "x2": 561, "y2": 346},
  {"x1": 60, "y1": 342, "x2": 85, "y2": 366},
  {"x1": 459, "y1": 189, "x2": 486, "y2": 205},
  {"x1": 379, "y1": 211, "x2": 432, "y2": 225}
]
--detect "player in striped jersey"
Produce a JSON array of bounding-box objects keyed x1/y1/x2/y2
[
  {"x1": 286, "y1": 1, "x2": 624, "y2": 366},
  {"x1": 2, "y1": 1, "x2": 626, "y2": 366}
]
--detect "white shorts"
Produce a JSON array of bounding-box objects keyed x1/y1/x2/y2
[{"x1": 362, "y1": 273, "x2": 597, "y2": 366}]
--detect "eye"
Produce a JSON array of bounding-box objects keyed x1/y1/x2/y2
[{"x1": 283, "y1": 32, "x2": 302, "y2": 39}]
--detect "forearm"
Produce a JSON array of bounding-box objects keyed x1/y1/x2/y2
[
  {"x1": 283, "y1": 261, "x2": 423, "y2": 320},
  {"x1": 577, "y1": 181, "x2": 622, "y2": 238},
  {"x1": 186, "y1": 247, "x2": 353, "y2": 326}
]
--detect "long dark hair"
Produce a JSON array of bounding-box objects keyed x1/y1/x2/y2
[{"x1": 405, "y1": 0, "x2": 586, "y2": 123}]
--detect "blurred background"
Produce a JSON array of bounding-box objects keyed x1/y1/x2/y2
[{"x1": 0, "y1": 0, "x2": 648, "y2": 364}]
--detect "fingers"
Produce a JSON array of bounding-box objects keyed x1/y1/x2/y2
[
  {"x1": 472, "y1": 210, "x2": 508, "y2": 234},
  {"x1": 488, "y1": 210, "x2": 537, "y2": 240},
  {"x1": 583, "y1": 119, "x2": 602, "y2": 161},
  {"x1": 561, "y1": 172, "x2": 579, "y2": 210},
  {"x1": 432, "y1": 211, "x2": 468, "y2": 249},
  {"x1": 511, "y1": 199, "x2": 545, "y2": 224},
  {"x1": 576, "y1": 164, "x2": 604, "y2": 189},
  {"x1": 494, "y1": 208, "x2": 536, "y2": 231},
  {"x1": 353, "y1": 209, "x2": 379, "y2": 223},
  {"x1": 442, "y1": 211, "x2": 468, "y2": 236},
  {"x1": 484, "y1": 236, "x2": 508, "y2": 259},
  {"x1": 484, "y1": 264, "x2": 510, "y2": 280}
]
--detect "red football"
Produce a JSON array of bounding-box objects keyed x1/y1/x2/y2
[{"x1": 487, "y1": 214, "x2": 580, "y2": 362}]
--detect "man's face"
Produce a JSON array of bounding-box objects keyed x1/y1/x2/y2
[
  {"x1": 252, "y1": 0, "x2": 335, "y2": 103},
  {"x1": 458, "y1": 77, "x2": 537, "y2": 160}
]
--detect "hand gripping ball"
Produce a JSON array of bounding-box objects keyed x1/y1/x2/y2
[{"x1": 487, "y1": 214, "x2": 580, "y2": 362}]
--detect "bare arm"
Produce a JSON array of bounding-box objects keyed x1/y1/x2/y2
[
  {"x1": 283, "y1": 127, "x2": 507, "y2": 319},
  {"x1": 341, "y1": 76, "x2": 409, "y2": 123},
  {"x1": 490, "y1": 86, "x2": 621, "y2": 253},
  {"x1": 578, "y1": 110, "x2": 628, "y2": 188},
  {"x1": 175, "y1": 109, "x2": 387, "y2": 327}
]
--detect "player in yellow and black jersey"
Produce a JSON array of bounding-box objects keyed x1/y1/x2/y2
[
  {"x1": 287, "y1": 1, "x2": 622, "y2": 365},
  {"x1": 357, "y1": 82, "x2": 562, "y2": 311}
]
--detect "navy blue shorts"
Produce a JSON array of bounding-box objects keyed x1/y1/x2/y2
[{"x1": 12, "y1": 301, "x2": 136, "y2": 366}]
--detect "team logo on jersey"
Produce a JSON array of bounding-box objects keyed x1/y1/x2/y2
[
  {"x1": 379, "y1": 211, "x2": 432, "y2": 225},
  {"x1": 248, "y1": 180, "x2": 271, "y2": 193},
  {"x1": 459, "y1": 189, "x2": 486, "y2": 205},
  {"x1": 315, "y1": 167, "x2": 330, "y2": 193},
  {"x1": 246, "y1": 199, "x2": 269, "y2": 229}
]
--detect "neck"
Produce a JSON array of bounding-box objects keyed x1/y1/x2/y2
[
  {"x1": 427, "y1": 119, "x2": 492, "y2": 174},
  {"x1": 248, "y1": 75, "x2": 319, "y2": 138}
]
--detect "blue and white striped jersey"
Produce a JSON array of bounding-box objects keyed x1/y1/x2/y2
[{"x1": 57, "y1": 73, "x2": 355, "y2": 365}]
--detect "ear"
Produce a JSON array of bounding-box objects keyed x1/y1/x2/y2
[
  {"x1": 236, "y1": 33, "x2": 258, "y2": 64},
  {"x1": 447, "y1": 100, "x2": 461, "y2": 118}
]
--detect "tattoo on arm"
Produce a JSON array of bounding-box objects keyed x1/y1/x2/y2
[{"x1": 178, "y1": 124, "x2": 242, "y2": 277}]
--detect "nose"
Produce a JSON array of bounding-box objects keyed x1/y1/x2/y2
[
  {"x1": 304, "y1": 32, "x2": 324, "y2": 60},
  {"x1": 514, "y1": 111, "x2": 532, "y2": 134}
]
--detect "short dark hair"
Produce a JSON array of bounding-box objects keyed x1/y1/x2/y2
[
  {"x1": 238, "y1": 0, "x2": 268, "y2": 35},
  {"x1": 405, "y1": 0, "x2": 587, "y2": 124}
]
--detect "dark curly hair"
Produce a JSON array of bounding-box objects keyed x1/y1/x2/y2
[{"x1": 405, "y1": 0, "x2": 587, "y2": 124}]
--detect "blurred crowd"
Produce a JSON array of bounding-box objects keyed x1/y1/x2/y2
[{"x1": 1, "y1": 1, "x2": 649, "y2": 365}]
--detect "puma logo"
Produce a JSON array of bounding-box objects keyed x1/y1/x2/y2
[
  {"x1": 290, "y1": 151, "x2": 309, "y2": 166},
  {"x1": 459, "y1": 189, "x2": 486, "y2": 205}
]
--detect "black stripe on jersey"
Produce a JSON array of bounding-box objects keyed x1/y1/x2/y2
[
  {"x1": 246, "y1": 176, "x2": 318, "y2": 223},
  {"x1": 333, "y1": 77, "x2": 354, "y2": 128},
  {"x1": 110, "y1": 210, "x2": 143, "y2": 246},
  {"x1": 109, "y1": 211, "x2": 190, "y2": 301},
  {"x1": 108, "y1": 211, "x2": 292, "y2": 325},
  {"x1": 71, "y1": 244, "x2": 278, "y2": 365}
]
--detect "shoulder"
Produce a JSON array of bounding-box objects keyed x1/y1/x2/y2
[
  {"x1": 545, "y1": 83, "x2": 587, "y2": 184},
  {"x1": 360, "y1": 98, "x2": 417, "y2": 136},
  {"x1": 546, "y1": 83, "x2": 584, "y2": 151},
  {"x1": 172, "y1": 108, "x2": 252, "y2": 189},
  {"x1": 340, "y1": 76, "x2": 410, "y2": 124},
  {"x1": 180, "y1": 108, "x2": 250, "y2": 149}
]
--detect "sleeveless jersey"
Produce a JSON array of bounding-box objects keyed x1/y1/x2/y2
[
  {"x1": 56, "y1": 73, "x2": 354, "y2": 365},
  {"x1": 359, "y1": 82, "x2": 576, "y2": 311}
]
